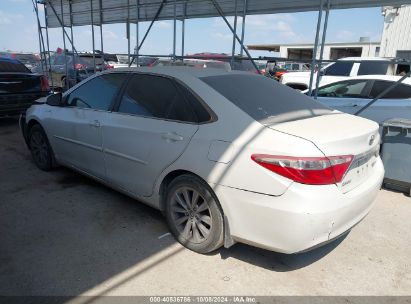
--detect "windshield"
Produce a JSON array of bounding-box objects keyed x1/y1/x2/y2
[{"x1": 201, "y1": 74, "x2": 332, "y2": 124}]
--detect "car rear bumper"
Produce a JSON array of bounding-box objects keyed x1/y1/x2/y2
[
  {"x1": 214, "y1": 157, "x2": 384, "y2": 254},
  {"x1": 0, "y1": 92, "x2": 47, "y2": 116}
]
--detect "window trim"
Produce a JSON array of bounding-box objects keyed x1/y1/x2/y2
[{"x1": 112, "y1": 72, "x2": 217, "y2": 125}]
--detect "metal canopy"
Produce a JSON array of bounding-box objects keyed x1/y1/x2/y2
[{"x1": 45, "y1": 0, "x2": 411, "y2": 28}]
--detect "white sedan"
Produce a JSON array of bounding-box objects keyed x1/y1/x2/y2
[
  {"x1": 20, "y1": 67, "x2": 384, "y2": 254},
  {"x1": 309, "y1": 75, "x2": 411, "y2": 126}
]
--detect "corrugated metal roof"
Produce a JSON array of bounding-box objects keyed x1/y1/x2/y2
[{"x1": 45, "y1": 0, "x2": 411, "y2": 28}]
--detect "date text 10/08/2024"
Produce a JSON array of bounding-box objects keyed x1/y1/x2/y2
[{"x1": 149, "y1": 296, "x2": 257, "y2": 303}]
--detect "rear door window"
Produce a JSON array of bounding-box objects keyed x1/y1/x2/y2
[
  {"x1": 324, "y1": 61, "x2": 353, "y2": 76},
  {"x1": 370, "y1": 80, "x2": 411, "y2": 99},
  {"x1": 66, "y1": 73, "x2": 127, "y2": 110},
  {"x1": 358, "y1": 61, "x2": 389, "y2": 75},
  {"x1": 317, "y1": 80, "x2": 369, "y2": 98},
  {"x1": 201, "y1": 74, "x2": 332, "y2": 124},
  {"x1": 117, "y1": 74, "x2": 198, "y2": 123}
]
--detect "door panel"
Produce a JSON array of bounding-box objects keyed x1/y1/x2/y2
[
  {"x1": 355, "y1": 99, "x2": 411, "y2": 126},
  {"x1": 102, "y1": 113, "x2": 198, "y2": 196},
  {"x1": 48, "y1": 107, "x2": 106, "y2": 178},
  {"x1": 317, "y1": 97, "x2": 366, "y2": 115}
]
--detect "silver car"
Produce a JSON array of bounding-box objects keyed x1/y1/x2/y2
[
  {"x1": 309, "y1": 75, "x2": 411, "y2": 126},
  {"x1": 20, "y1": 67, "x2": 383, "y2": 254}
]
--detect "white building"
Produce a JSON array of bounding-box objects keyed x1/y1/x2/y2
[
  {"x1": 248, "y1": 5, "x2": 411, "y2": 62},
  {"x1": 380, "y1": 5, "x2": 411, "y2": 59},
  {"x1": 248, "y1": 40, "x2": 380, "y2": 61}
]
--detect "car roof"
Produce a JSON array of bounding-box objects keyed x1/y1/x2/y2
[
  {"x1": 339, "y1": 57, "x2": 394, "y2": 61},
  {"x1": 103, "y1": 66, "x2": 250, "y2": 78}
]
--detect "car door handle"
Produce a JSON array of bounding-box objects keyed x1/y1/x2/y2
[
  {"x1": 89, "y1": 120, "x2": 100, "y2": 127},
  {"x1": 161, "y1": 132, "x2": 184, "y2": 142}
]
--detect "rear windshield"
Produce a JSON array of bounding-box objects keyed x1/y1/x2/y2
[
  {"x1": 0, "y1": 60, "x2": 30, "y2": 73},
  {"x1": 201, "y1": 74, "x2": 332, "y2": 124}
]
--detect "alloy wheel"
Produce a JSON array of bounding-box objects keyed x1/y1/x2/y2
[
  {"x1": 170, "y1": 187, "x2": 212, "y2": 244},
  {"x1": 30, "y1": 131, "x2": 49, "y2": 168}
]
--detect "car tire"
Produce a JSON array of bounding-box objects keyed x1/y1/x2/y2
[
  {"x1": 61, "y1": 77, "x2": 67, "y2": 91},
  {"x1": 28, "y1": 124, "x2": 54, "y2": 171},
  {"x1": 165, "y1": 174, "x2": 224, "y2": 254}
]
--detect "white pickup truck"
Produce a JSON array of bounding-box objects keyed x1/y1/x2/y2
[{"x1": 280, "y1": 57, "x2": 401, "y2": 90}]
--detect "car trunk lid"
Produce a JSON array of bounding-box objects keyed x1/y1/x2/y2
[
  {"x1": 0, "y1": 73, "x2": 41, "y2": 94},
  {"x1": 266, "y1": 112, "x2": 380, "y2": 193}
]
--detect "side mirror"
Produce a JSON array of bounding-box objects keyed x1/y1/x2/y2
[
  {"x1": 46, "y1": 93, "x2": 64, "y2": 106},
  {"x1": 319, "y1": 69, "x2": 325, "y2": 76}
]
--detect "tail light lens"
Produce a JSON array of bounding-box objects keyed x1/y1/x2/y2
[
  {"x1": 40, "y1": 76, "x2": 50, "y2": 92},
  {"x1": 74, "y1": 63, "x2": 85, "y2": 70},
  {"x1": 251, "y1": 154, "x2": 353, "y2": 185},
  {"x1": 105, "y1": 64, "x2": 114, "y2": 69}
]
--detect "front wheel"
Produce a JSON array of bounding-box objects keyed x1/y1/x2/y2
[
  {"x1": 165, "y1": 174, "x2": 224, "y2": 254},
  {"x1": 28, "y1": 124, "x2": 54, "y2": 171}
]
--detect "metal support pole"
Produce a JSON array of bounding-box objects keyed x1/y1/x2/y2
[
  {"x1": 231, "y1": 0, "x2": 238, "y2": 66},
  {"x1": 130, "y1": 0, "x2": 166, "y2": 65},
  {"x1": 355, "y1": 70, "x2": 411, "y2": 116},
  {"x1": 44, "y1": 4, "x2": 54, "y2": 88},
  {"x1": 91, "y1": 0, "x2": 96, "y2": 73},
  {"x1": 136, "y1": 0, "x2": 139, "y2": 66},
  {"x1": 32, "y1": 0, "x2": 45, "y2": 74},
  {"x1": 60, "y1": 0, "x2": 68, "y2": 89},
  {"x1": 308, "y1": 0, "x2": 324, "y2": 96},
  {"x1": 181, "y1": 3, "x2": 187, "y2": 57},
  {"x1": 211, "y1": 0, "x2": 260, "y2": 74},
  {"x1": 127, "y1": 0, "x2": 131, "y2": 66},
  {"x1": 99, "y1": 0, "x2": 104, "y2": 53},
  {"x1": 240, "y1": 0, "x2": 247, "y2": 57},
  {"x1": 173, "y1": 0, "x2": 177, "y2": 61},
  {"x1": 314, "y1": 0, "x2": 330, "y2": 100},
  {"x1": 45, "y1": 1, "x2": 79, "y2": 55},
  {"x1": 69, "y1": 0, "x2": 75, "y2": 80}
]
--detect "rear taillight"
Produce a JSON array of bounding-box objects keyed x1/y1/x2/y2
[
  {"x1": 40, "y1": 76, "x2": 50, "y2": 92},
  {"x1": 74, "y1": 63, "x2": 85, "y2": 70},
  {"x1": 251, "y1": 154, "x2": 353, "y2": 185},
  {"x1": 105, "y1": 64, "x2": 114, "y2": 69}
]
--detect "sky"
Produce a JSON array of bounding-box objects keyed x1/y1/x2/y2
[{"x1": 0, "y1": 0, "x2": 384, "y2": 57}]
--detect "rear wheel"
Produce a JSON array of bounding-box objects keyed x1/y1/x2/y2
[
  {"x1": 28, "y1": 124, "x2": 54, "y2": 171},
  {"x1": 165, "y1": 174, "x2": 224, "y2": 253}
]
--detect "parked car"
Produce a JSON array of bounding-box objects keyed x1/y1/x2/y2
[
  {"x1": 32, "y1": 52, "x2": 108, "y2": 89},
  {"x1": 0, "y1": 57, "x2": 49, "y2": 116},
  {"x1": 154, "y1": 58, "x2": 231, "y2": 71},
  {"x1": 281, "y1": 57, "x2": 397, "y2": 91},
  {"x1": 265, "y1": 61, "x2": 288, "y2": 81},
  {"x1": 0, "y1": 52, "x2": 40, "y2": 70},
  {"x1": 307, "y1": 75, "x2": 411, "y2": 127},
  {"x1": 20, "y1": 67, "x2": 384, "y2": 254},
  {"x1": 107, "y1": 55, "x2": 158, "y2": 68},
  {"x1": 189, "y1": 53, "x2": 258, "y2": 73}
]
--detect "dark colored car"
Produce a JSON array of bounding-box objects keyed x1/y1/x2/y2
[
  {"x1": 0, "y1": 52, "x2": 40, "y2": 70},
  {"x1": 32, "y1": 53, "x2": 107, "y2": 90},
  {"x1": 0, "y1": 57, "x2": 49, "y2": 116}
]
